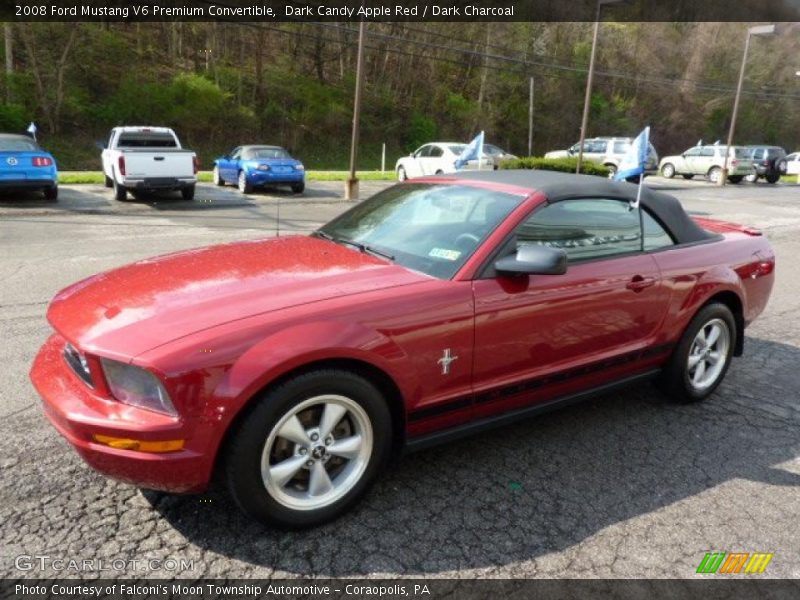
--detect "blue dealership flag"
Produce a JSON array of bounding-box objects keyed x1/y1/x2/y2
[
  {"x1": 455, "y1": 131, "x2": 485, "y2": 170},
  {"x1": 614, "y1": 126, "x2": 650, "y2": 182}
]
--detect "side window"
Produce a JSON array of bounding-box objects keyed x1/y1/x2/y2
[
  {"x1": 416, "y1": 145, "x2": 431, "y2": 158},
  {"x1": 429, "y1": 145, "x2": 444, "y2": 158},
  {"x1": 613, "y1": 141, "x2": 629, "y2": 154},
  {"x1": 642, "y1": 210, "x2": 674, "y2": 251},
  {"x1": 514, "y1": 199, "x2": 641, "y2": 263},
  {"x1": 684, "y1": 147, "x2": 700, "y2": 157},
  {"x1": 700, "y1": 146, "x2": 715, "y2": 157},
  {"x1": 230, "y1": 147, "x2": 242, "y2": 160}
]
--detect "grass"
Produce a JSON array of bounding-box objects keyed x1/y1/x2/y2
[
  {"x1": 57, "y1": 170, "x2": 396, "y2": 185},
  {"x1": 780, "y1": 175, "x2": 800, "y2": 184}
]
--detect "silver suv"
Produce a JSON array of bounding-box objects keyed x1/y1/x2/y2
[
  {"x1": 544, "y1": 136, "x2": 659, "y2": 177},
  {"x1": 659, "y1": 144, "x2": 755, "y2": 184}
]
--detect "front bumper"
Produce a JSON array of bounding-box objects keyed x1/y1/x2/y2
[
  {"x1": 30, "y1": 334, "x2": 213, "y2": 493},
  {"x1": 247, "y1": 169, "x2": 304, "y2": 185}
]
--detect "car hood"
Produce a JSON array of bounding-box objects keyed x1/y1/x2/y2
[
  {"x1": 544, "y1": 150, "x2": 569, "y2": 159},
  {"x1": 47, "y1": 236, "x2": 428, "y2": 358}
]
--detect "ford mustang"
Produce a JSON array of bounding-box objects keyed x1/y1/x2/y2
[
  {"x1": 30, "y1": 171, "x2": 775, "y2": 528},
  {"x1": 213, "y1": 145, "x2": 305, "y2": 194},
  {"x1": 0, "y1": 133, "x2": 58, "y2": 200}
]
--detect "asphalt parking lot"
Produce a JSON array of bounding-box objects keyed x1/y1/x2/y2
[{"x1": 1, "y1": 177, "x2": 799, "y2": 579}]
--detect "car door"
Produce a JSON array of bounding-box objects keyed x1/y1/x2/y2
[
  {"x1": 219, "y1": 147, "x2": 239, "y2": 182},
  {"x1": 407, "y1": 145, "x2": 430, "y2": 178},
  {"x1": 677, "y1": 146, "x2": 700, "y2": 174},
  {"x1": 471, "y1": 197, "x2": 671, "y2": 419},
  {"x1": 425, "y1": 144, "x2": 446, "y2": 175},
  {"x1": 585, "y1": 139, "x2": 608, "y2": 164}
]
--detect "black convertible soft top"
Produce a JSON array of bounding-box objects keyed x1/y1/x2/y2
[{"x1": 451, "y1": 169, "x2": 716, "y2": 245}]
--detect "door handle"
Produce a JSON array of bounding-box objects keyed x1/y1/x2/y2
[
  {"x1": 626, "y1": 275, "x2": 656, "y2": 292},
  {"x1": 154, "y1": 156, "x2": 165, "y2": 161}
]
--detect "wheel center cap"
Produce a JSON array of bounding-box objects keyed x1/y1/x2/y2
[{"x1": 311, "y1": 446, "x2": 326, "y2": 460}]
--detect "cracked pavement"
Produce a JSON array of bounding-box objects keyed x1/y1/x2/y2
[{"x1": 1, "y1": 178, "x2": 799, "y2": 579}]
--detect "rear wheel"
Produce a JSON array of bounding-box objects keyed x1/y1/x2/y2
[
  {"x1": 657, "y1": 303, "x2": 735, "y2": 403},
  {"x1": 744, "y1": 172, "x2": 758, "y2": 183},
  {"x1": 661, "y1": 163, "x2": 675, "y2": 178},
  {"x1": 104, "y1": 175, "x2": 113, "y2": 188},
  {"x1": 238, "y1": 171, "x2": 253, "y2": 194},
  {"x1": 213, "y1": 166, "x2": 225, "y2": 186},
  {"x1": 181, "y1": 184, "x2": 195, "y2": 200},
  {"x1": 707, "y1": 166, "x2": 722, "y2": 184},
  {"x1": 113, "y1": 177, "x2": 127, "y2": 201},
  {"x1": 225, "y1": 370, "x2": 392, "y2": 528},
  {"x1": 43, "y1": 185, "x2": 58, "y2": 201}
]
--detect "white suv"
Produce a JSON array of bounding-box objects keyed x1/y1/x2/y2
[
  {"x1": 659, "y1": 145, "x2": 755, "y2": 184},
  {"x1": 544, "y1": 136, "x2": 659, "y2": 177}
]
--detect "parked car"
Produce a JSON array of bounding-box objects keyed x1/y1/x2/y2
[
  {"x1": 544, "y1": 136, "x2": 659, "y2": 177},
  {"x1": 744, "y1": 146, "x2": 786, "y2": 183},
  {"x1": 31, "y1": 170, "x2": 775, "y2": 528},
  {"x1": 483, "y1": 143, "x2": 518, "y2": 162},
  {"x1": 659, "y1": 144, "x2": 754, "y2": 184},
  {"x1": 395, "y1": 142, "x2": 494, "y2": 180},
  {"x1": 213, "y1": 145, "x2": 305, "y2": 194},
  {"x1": 101, "y1": 126, "x2": 198, "y2": 201},
  {"x1": 0, "y1": 133, "x2": 58, "y2": 200},
  {"x1": 777, "y1": 152, "x2": 800, "y2": 176}
]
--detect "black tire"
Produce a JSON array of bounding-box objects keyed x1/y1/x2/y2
[
  {"x1": 682, "y1": 174, "x2": 694, "y2": 180},
  {"x1": 397, "y1": 166, "x2": 407, "y2": 181},
  {"x1": 657, "y1": 302, "x2": 736, "y2": 403},
  {"x1": 225, "y1": 369, "x2": 392, "y2": 529},
  {"x1": 776, "y1": 159, "x2": 787, "y2": 175},
  {"x1": 238, "y1": 171, "x2": 253, "y2": 194},
  {"x1": 728, "y1": 175, "x2": 743, "y2": 184},
  {"x1": 707, "y1": 166, "x2": 722, "y2": 184},
  {"x1": 213, "y1": 166, "x2": 225, "y2": 186},
  {"x1": 661, "y1": 163, "x2": 675, "y2": 179},
  {"x1": 181, "y1": 184, "x2": 195, "y2": 200},
  {"x1": 113, "y1": 177, "x2": 127, "y2": 201},
  {"x1": 605, "y1": 164, "x2": 617, "y2": 179},
  {"x1": 43, "y1": 185, "x2": 58, "y2": 201},
  {"x1": 434, "y1": 169, "x2": 444, "y2": 175},
  {"x1": 291, "y1": 181, "x2": 305, "y2": 194},
  {"x1": 766, "y1": 173, "x2": 780, "y2": 184},
  {"x1": 104, "y1": 175, "x2": 113, "y2": 188}
]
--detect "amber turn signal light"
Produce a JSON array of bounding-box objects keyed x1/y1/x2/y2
[{"x1": 92, "y1": 434, "x2": 184, "y2": 453}]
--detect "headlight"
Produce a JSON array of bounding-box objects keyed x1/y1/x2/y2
[
  {"x1": 100, "y1": 358, "x2": 177, "y2": 417},
  {"x1": 294, "y1": 164, "x2": 305, "y2": 171},
  {"x1": 256, "y1": 164, "x2": 271, "y2": 171}
]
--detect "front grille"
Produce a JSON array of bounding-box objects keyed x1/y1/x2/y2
[{"x1": 63, "y1": 343, "x2": 93, "y2": 387}]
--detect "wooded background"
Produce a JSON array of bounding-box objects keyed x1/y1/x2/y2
[{"x1": 1, "y1": 21, "x2": 798, "y2": 169}]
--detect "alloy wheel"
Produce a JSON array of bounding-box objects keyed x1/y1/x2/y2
[{"x1": 686, "y1": 318, "x2": 730, "y2": 391}]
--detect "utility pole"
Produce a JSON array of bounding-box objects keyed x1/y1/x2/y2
[
  {"x1": 3, "y1": 23, "x2": 12, "y2": 103},
  {"x1": 527, "y1": 76, "x2": 534, "y2": 156},
  {"x1": 345, "y1": 21, "x2": 366, "y2": 201}
]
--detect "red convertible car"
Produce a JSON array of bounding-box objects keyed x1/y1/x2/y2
[{"x1": 31, "y1": 171, "x2": 775, "y2": 528}]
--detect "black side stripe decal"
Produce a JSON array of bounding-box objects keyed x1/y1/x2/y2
[{"x1": 408, "y1": 343, "x2": 674, "y2": 423}]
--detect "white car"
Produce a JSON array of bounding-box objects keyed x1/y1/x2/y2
[
  {"x1": 779, "y1": 152, "x2": 800, "y2": 176},
  {"x1": 545, "y1": 136, "x2": 659, "y2": 177},
  {"x1": 659, "y1": 144, "x2": 754, "y2": 184},
  {"x1": 395, "y1": 142, "x2": 494, "y2": 181}
]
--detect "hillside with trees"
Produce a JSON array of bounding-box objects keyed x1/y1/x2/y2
[{"x1": 1, "y1": 21, "x2": 798, "y2": 169}]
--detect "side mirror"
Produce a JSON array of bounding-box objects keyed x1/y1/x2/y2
[
  {"x1": 495, "y1": 244, "x2": 567, "y2": 276},
  {"x1": 95, "y1": 140, "x2": 107, "y2": 150}
]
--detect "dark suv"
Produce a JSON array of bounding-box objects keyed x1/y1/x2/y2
[{"x1": 745, "y1": 146, "x2": 786, "y2": 183}]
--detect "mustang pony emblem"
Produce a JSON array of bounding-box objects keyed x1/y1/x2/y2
[
  {"x1": 6, "y1": 157, "x2": 17, "y2": 166},
  {"x1": 437, "y1": 348, "x2": 458, "y2": 375}
]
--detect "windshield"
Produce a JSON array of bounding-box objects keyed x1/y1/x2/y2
[
  {"x1": 0, "y1": 137, "x2": 40, "y2": 151},
  {"x1": 318, "y1": 183, "x2": 523, "y2": 279},
  {"x1": 244, "y1": 147, "x2": 290, "y2": 160}
]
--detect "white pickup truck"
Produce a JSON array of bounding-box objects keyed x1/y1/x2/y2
[{"x1": 101, "y1": 126, "x2": 198, "y2": 201}]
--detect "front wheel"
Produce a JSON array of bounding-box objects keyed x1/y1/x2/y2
[
  {"x1": 225, "y1": 370, "x2": 392, "y2": 528},
  {"x1": 397, "y1": 166, "x2": 407, "y2": 182},
  {"x1": 238, "y1": 171, "x2": 253, "y2": 194},
  {"x1": 291, "y1": 181, "x2": 305, "y2": 194},
  {"x1": 766, "y1": 173, "x2": 780, "y2": 184},
  {"x1": 661, "y1": 163, "x2": 675, "y2": 179},
  {"x1": 744, "y1": 172, "x2": 758, "y2": 183},
  {"x1": 104, "y1": 175, "x2": 113, "y2": 188},
  {"x1": 605, "y1": 164, "x2": 617, "y2": 179},
  {"x1": 657, "y1": 303, "x2": 735, "y2": 403}
]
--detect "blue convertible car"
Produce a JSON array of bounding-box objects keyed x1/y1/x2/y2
[
  {"x1": 0, "y1": 134, "x2": 58, "y2": 200},
  {"x1": 213, "y1": 145, "x2": 305, "y2": 194}
]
